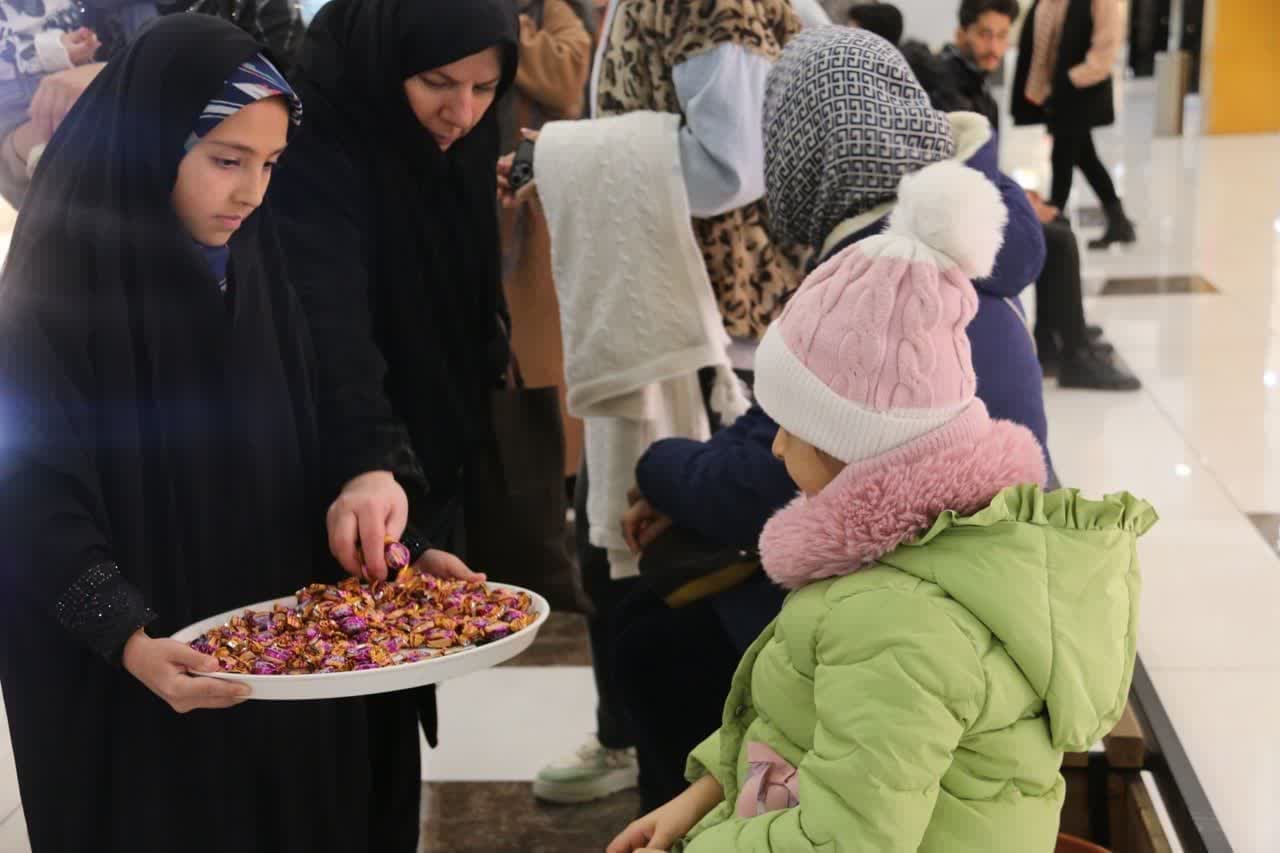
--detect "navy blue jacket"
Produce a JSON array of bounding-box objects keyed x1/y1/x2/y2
[
  {"x1": 636, "y1": 404, "x2": 796, "y2": 551},
  {"x1": 636, "y1": 404, "x2": 793, "y2": 651}
]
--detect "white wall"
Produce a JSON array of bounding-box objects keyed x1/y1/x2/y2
[
  {"x1": 891, "y1": 0, "x2": 962, "y2": 49},
  {"x1": 821, "y1": 0, "x2": 961, "y2": 49}
]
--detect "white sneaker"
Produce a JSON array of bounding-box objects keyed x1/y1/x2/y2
[{"x1": 532, "y1": 734, "x2": 639, "y2": 804}]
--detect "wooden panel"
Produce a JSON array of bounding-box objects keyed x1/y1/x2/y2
[
  {"x1": 1108, "y1": 775, "x2": 1177, "y2": 853},
  {"x1": 1062, "y1": 702, "x2": 1147, "y2": 771},
  {"x1": 1104, "y1": 705, "x2": 1147, "y2": 770}
]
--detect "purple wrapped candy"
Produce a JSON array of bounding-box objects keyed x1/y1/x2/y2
[
  {"x1": 263, "y1": 647, "x2": 292, "y2": 664},
  {"x1": 331, "y1": 604, "x2": 354, "y2": 620},
  {"x1": 503, "y1": 610, "x2": 526, "y2": 624},
  {"x1": 252, "y1": 660, "x2": 281, "y2": 675},
  {"x1": 385, "y1": 541, "x2": 412, "y2": 572},
  {"x1": 348, "y1": 645, "x2": 372, "y2": 663},
  {"x1": 354, "y1": 662, "x2": 380, "y2": 671},
  {"x1": 484, "y1": 623, "x2": 512, "y2": 640},
  {"x1": 191, "y1": 636, "x2": 216, "y2": 656},
  {"x1": 340, "y1": 616, "x2": 367, "y2": 636}
]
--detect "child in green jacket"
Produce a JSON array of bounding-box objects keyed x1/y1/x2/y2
[{"x1": 607, "y1": 153, "x2": 1153, "y2": 853}]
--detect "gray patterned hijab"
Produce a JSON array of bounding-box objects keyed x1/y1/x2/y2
[{"x1": 763, "y1": 26, "x2": 956, "y2": 249}]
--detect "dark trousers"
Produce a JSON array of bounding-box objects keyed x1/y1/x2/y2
[
  {"x1": 616, "y1": 591, "x2": 742, "y2": 812},
  {"x1": 1049, "y1": 121, "x2": 1119, "y2": 211},
  {"x1": 1034, "y1": 218, "x2": 1090, "y2": 355},
  {"x1": 576, "y1": 463, "x2": 640, "y2": 749}
]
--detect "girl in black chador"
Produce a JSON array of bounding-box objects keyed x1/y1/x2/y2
[{"x1": 0, "y1": 14, "x2": 400, "y2": 852}]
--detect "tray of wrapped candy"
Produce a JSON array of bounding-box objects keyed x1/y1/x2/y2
[{"x1": 171, "y1": 570, "x2": 549, "y2": 701}]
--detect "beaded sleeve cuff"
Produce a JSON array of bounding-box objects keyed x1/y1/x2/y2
[
  {"x1": 400, "y1": 526, "x2": 432, "y2": 566},
  {"x1": 54, "y1": 561, "x2": 157, "y2": 665}
]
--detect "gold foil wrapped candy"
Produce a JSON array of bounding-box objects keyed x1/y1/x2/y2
[{"x1": 192, "y1": 567, "x2": 535, "y2": 675}]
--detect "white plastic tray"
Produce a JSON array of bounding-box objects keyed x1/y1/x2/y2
[{"x1": 171, "y1": 583, "x2": 550, "y2": 701}]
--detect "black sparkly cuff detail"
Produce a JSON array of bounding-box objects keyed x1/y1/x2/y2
[
  {"x1": 400, "y1": 526, "x2": 431, "y2": 566},
  {"x1": 54, "y1": 561, "x2": 157, "y2": 665}
]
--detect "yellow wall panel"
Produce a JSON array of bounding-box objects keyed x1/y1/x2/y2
[{"x1": 1203, "y1": 0, "x2": 1280, "y2": 135}]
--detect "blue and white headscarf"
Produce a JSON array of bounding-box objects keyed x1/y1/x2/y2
[{"x1": 185, "y1": 54, "x2": 302, "y2": 151}]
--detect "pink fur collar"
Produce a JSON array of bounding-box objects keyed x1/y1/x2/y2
[{"x1": 760, "y1": 404, "x2": 1047, "y2": 589}]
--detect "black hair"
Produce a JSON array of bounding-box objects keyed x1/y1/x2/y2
[
  {"x1": 847, "y1": 3, "x2": 904, "y2": 47},
  {"x1": 958, "y1": 0, "x2": 1020, "y2": 28}
]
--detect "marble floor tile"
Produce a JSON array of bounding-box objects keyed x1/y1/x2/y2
[
  {"x1": 0, "y1": 697, "x2": 19, "y2": 823},
  {"x1": 501, "y1": 612, "x2": 591, "y2": 668},
  {"x1": 0, "y1": 809, "x2": 29, "y2": 853},
  {"x1": 419, "y1": 782, "x2": 638, "y2": 853},
  {"x1": 1248, "y1": 514, "x2": 1280, "y2": 558},
  {"x1": 424, "y1": 666, "x2": 598, "y2": 782},
  {"x1": 1099, "y1": 274, "x2": 1219, "y2": 296}
]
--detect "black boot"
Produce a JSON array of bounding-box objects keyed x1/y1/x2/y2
[
  {"x1": 1088, "y1": 201, "x2": 1137, "y2": 249},
  {"x1": 1037, "y1": 330, "x2": 1063, "y2": 377},
  {"x1": 1058, "y1": 348, "x2": 1142, "y2": 391}
]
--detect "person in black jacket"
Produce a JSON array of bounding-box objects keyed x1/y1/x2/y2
[
  {"x1": 270, "y1": 0, "x2": 517, "y2": 848},
  {"x1": 170, "y1": 0, "x2": 304, "y2": 73},
  {"x1": 1011, "y1": 0, "x2": 1136, "y2": 248},
  {"x1": 614, "y1": 402, "x2": 793, "y2": 811},
  {"x1": 909, "y1": 0, "x2": 1139, "y2": 390},
  {"x1": 846, "y1": 2, "x2": 903, "y2": 45}
]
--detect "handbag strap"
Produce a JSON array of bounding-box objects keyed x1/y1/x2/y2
[
  {"x1": 495, "y1": 311, "x2": 525, "y2": 390},
  {"x1": 505, "y1": 351, "x2": 527, "y2": 390}
]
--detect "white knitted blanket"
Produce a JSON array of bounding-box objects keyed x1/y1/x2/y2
[{"x1": 535, "y1": 111, "x2": 749, "y2": 579}]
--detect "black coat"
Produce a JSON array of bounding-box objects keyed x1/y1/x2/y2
[
  {"x1": 0, "y1": 15, "x2": 380, "y2": 852},
  {"x1": 272, "y1": 0, "x2": 518, "y2": 549},
  {"x1": 903, "y1": 42, "x2": 1000, "y2": 131},
  {"x1": 176, "y1": 0, "x2": 305, "y2": 72},
  {"x1": 1011, "y1": 0, "x2": 1115, "y2": 129}
]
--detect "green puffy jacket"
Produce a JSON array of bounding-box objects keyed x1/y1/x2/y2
[{"x1": 680, "y1": 486, "x2": 1156, "y2": 852}]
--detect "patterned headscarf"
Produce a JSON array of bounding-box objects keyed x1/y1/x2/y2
[
  {"x1": 763, "y1": 27, "x2": 956, "y2": 249},
  {"x1": 185, "y1": 54, "x2": 302, "y2": 151}
]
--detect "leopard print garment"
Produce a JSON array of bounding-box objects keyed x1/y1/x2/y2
[{"x1": 595, "y1": 0, "x2": 809, "y2": 340}]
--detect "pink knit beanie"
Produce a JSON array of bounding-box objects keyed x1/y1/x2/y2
[{"x1": 753, "y1": 161, "x2": 1008, "y2": 464}]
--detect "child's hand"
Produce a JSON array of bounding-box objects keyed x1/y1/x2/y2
[
  {"x1": 608, "y1": 776, "x2": 724, "y2": 853},
  {"x1": 122, "y1": 630, "x2": 251, "y2": 713},
  {"x1": 327, "y1": 471, "x2": 408, "y2": 581},
  {"x1": 414, "y1": 548, "x2": 487, "y2": 585},
  {"x1": 621, "y1": 488, "x2": 672, "y2": 554},
  {"x1": 61, "y1": 28, "x2": 100, "y2": 66}
]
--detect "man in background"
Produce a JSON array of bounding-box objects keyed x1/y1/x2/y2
[
  {"x1": 846, "y1": 2, "x2": 902, "y2": 44},
  {"x1": 918, "y1": 0, "x2": 1139, "y2": 390}
]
